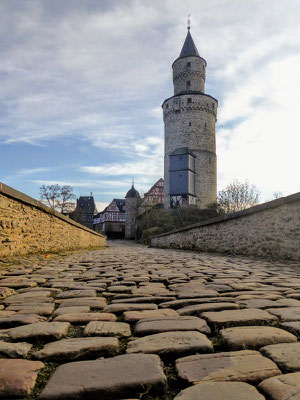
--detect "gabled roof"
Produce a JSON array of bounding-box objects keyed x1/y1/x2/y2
[
  {"x1": 113, "y1": 199, "x2": 126, "y2": 212},
  {"x1": 96, "y1": 198, "x2": 125, "y2": 217},
  {"x1": 144, "y1": 178, "x2": 164, "y2": 196},
  {"x1": 179, "y1": 29, "x2": 200, "y2": 59}
]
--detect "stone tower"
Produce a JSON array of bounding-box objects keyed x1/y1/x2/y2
[
  {"x1": 125, "y1": 184, "x2": 140, "y2": 240},
  {"x1": 163, "y1": 24, "x2": 218, "y2": 209}
]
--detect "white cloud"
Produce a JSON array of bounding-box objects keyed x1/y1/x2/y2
[
  {"x1": 217, "y1": 53, "x2": 300, "y2": 198},
  {"x1": 17, "y1": 167, "x2": 52, "y2": 176},
  {"x1": 2, "y1": 0, "x2": 300, "y2": 202},
  {"x1": 95, "y1": 201, "x2": 109, "y2": 212},
  {"x1": 31, "y1": 179, "x2": 130, "y2": 188},
  {"x1": 80, "y1": 161, "x2": 162, "y2": 177}
]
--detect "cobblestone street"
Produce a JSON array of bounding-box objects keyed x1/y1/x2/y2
[{"x1": 1, "y1": 241, "x2": 300, "y2": 399}]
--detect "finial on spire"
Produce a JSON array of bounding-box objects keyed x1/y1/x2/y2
[
  {"x1": 132, "y1": 177, "x2": 134, "y2": 187},
  {"x1": 187, "y1": 14, "x2": 191, "y2": 30}
]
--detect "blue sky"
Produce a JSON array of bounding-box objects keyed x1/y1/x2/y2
[{"x1": 1, "y1": 0, "x2": 300, "y2": 211}]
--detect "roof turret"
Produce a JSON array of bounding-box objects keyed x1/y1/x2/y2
[{"x1": 125, "y1": 184, "x2": 140, "y2": 199}]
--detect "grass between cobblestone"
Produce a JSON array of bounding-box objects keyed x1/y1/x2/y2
[
  {"x1": 66, "y1": 325, "x2": 84, "y2": 338},
  {"x1": 23, "y1": 362, "x2": 58, "y2": 400},
  {"x1": 140, "y1": 363, "x2": 183, "y2": 400}
]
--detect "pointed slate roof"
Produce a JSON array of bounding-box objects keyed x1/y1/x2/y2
[{"x1": 179, "y1": 29, "x2": 200, "y2": 59}]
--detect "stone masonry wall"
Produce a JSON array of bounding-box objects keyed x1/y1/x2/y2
[
  {"x1": 125, "y1": 198, "x2": 138, "y2": 240},
  {"x1": 151, "y1": 192, "x2": 300, "y2": 261},
  {"x1": 163, "y1": 93, "x2": 217, "y2": 209},
  {"x1": 0, "y1": 183, "x2": 106, "y2": 257}
]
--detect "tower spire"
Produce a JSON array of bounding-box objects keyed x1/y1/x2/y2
[
  {"x1": 178, "y1": 19, "x2": 200, "y2": 59},
  {"x1": 187, "y1": 14, "x2": 191, "y2": 30}
]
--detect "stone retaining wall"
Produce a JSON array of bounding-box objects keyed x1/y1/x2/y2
[
  {"x1": 0, "y1": 183, "x2": 106, "y2": 257},
  {"x1": 151, "y1": 192, "x2": 300, "y2": 260}
]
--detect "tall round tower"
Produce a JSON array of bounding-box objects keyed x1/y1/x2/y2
[
  {"x1": 163, "y1": 25, "x2": 217, "y2": 209},
  {"x1": 125, "y1": 184, "x2": 140, "y2": 240}
]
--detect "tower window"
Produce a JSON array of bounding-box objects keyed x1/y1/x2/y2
[
  {"x1": 186, "y1": 81, "x2": 191, "y2": 90},
  {"x1": 166, "y1": 104, "x2": 169, "y2": 109},
  {"x1": 187, "y1": 98, "x2": 192, "y2": 103},
  {"x1": 189, "y1": 122, "x2": 192, "y2": 126},
  {"x1": 187, "y1": 62, "x2": 191, "y2": 69}
]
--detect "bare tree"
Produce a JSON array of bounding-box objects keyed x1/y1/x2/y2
[
  {"x1": 39, "y1": 184, "x2": 76, "y2": 213},
  {"x1": 217, "y1": 179, "x2": 260, "y2": 214}
]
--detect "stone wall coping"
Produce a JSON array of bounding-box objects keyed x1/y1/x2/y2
[
  {"x1": 0, "y1": 182, "x2": 105, "y2": 238},
  {"x1": 151, "y1": 191, "x2": 300, "y2": 239}
]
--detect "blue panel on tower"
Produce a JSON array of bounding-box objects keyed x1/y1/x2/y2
[
  {"x1": 169, "y1": 147, "x2": 196, "y2": 196},
  {"x1": 170, "y1": 170, "x2": 195, "y2": 196},
  {"x1": 170, "y1": 151, "x2": 195, "y2": 171},
  {"x1": 170, "y1": 153, "x2": 189, "y2": 170}
]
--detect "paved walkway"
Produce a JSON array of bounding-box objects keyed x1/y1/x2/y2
[{"x1": 1, "y1": 241, "x2": 300, "y2": 399}]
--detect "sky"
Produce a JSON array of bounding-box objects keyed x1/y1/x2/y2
[{"x1": 1, "y1": 0, "x2": 300, "y2": 212}]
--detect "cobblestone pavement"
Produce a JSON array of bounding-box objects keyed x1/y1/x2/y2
[{"x1": 1, "y1": 241, "x2": 300, "y2": 400}]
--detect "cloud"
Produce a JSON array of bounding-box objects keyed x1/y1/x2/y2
[
  {"x1": 95, "y1": 201, "x2": 109, "y2": 212},
  {"x1": 2, "y1": 0, "x2": 300, "y2": 202},
  {"x1": 17, "y1": 167, "x2": 52, "y2": 176},
  {"x1": 31, "y1": 179, "x2": 130, "y2": 188},
  {"x1": 0, "y1": 0, "x2": 170, "y2": 147},
  {"x1": 217, "y1": 52, "x2": 300, "y2": 197},
  {"x1": 81, "y1": 161, "x2": 161, "y2": 177}
]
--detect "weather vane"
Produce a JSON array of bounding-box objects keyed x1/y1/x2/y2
[{"x1": 187, "y1": 14, "x2": 191, "y2": 30}]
